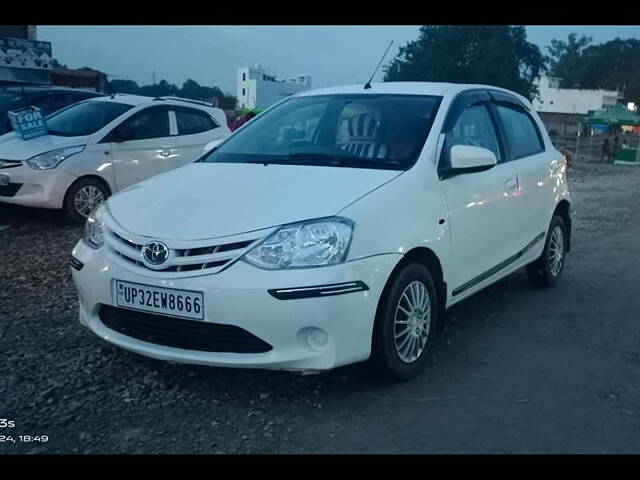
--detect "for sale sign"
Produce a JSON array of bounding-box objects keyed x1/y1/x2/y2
[{"x1": 8, "y1": 106, "x2": 47, "y2": 140}]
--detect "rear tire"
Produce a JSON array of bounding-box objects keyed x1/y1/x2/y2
[
  {"x1": 63, "y1": 177, "x2": 110, "y2": 225},
  {"x1": 526, "y1": 215, "x2": 567, "y2": 287},
  {"x1": 371, "y1": 262, "x2": 438, "y2": 381}
]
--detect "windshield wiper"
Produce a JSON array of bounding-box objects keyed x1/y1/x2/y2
[
  {"x1": 278, "y1": 153, "x2": 404, "y2": 168},
  {"x1": 283, "y1": 153, "x2": 351, "y2": 164}
]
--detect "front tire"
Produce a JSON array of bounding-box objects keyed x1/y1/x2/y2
[
  {"x1": 526, "y1": 215, "x2": 567, "y2": 287},
  {"x1": 372, "y1": 263, "x2": 438, "y2": 381},
  {"x1": 63, "y1": 178, "x2": 109, "y2": 225}
]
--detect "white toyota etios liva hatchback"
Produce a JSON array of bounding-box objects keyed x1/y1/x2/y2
[{"x1": 71, "y1": 82, "x2": 571, "y2": 380}]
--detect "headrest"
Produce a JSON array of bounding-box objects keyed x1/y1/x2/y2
[{"x1": 348, "y1": 113, "x2": 380, "y2": 141}]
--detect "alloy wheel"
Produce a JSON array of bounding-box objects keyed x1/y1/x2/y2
[
  {"x1": 548, "y1": 225, "x2": 564, "y2": 277},
  {"x1": 393, "y1": 280, "x2": 431, "y2": 363},
  {"x1": 74, "y1": 185, "x2": 105, "y2": 218}
]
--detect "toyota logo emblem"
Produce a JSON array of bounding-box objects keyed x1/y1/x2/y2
[{"x1": 142, "y1": 241, "x2": 170, "y2": 266}]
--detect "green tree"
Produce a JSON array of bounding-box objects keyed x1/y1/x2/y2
[
  {"x1": 138, "y1": 79, "x2": 179, "y2": 97},
  {"x1": 578, "y1": 39, "x2": 640, "y2": 105},
  {"x1": 545, "y1": 36, "x2": 640, "y2": 105},
  {"x1": 178, "y1": 79, "x2": 204, "y2": 100},
  {"x1": 546, "y1": 33, "x2": 592, "y2": 88},
  {"x1": 383, "y1": 26, "x2": 544, "y2": 100},
  {"x1": 106, "y1": 77, "x2": 232, "y2": 105}
]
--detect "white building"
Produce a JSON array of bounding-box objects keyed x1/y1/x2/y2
[
  {"x1": 237, "y1": 65, "x2": 312, "y2": 110},
  {"x1": 532, "y1": 76, "x2": 624, "y2": 136},
  {"x1": 533, "y1": 75, "x2": 622, "y2": 115}
]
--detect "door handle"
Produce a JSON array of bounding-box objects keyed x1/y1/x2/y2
[{"x1": 505, "y1": 178, "x2": 518, "y2": 195}]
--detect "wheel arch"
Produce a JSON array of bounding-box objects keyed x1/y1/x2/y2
[
  {"x1": 65, "y1": 174, "x2": 113, "y2": 199},
  {"x1": 373, "y1": 246, "x2": 448, "y2": 344},
  {"x1": 553, "y1": 199, "x2": 571, "y2": 252},
  {"x1": 63, "y1": 174, "x2": 113, "y2": 223}
]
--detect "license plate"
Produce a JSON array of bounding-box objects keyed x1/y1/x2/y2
[
  {"x1": 115, "y1": 280, "x2": 204, "y2": 320},
  {"x1": 0, "y1": 175, "x2": 9, "y2": 186}
]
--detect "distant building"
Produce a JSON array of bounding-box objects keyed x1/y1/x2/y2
[
  {"x1": 533, "y1": 75, "x2": 623, "y2": 136},
  {"x1": 237, "y1": 65, "x2": 311, "y2": 110},
  {"x1": 0, "y1": 25, "x2": 37, "y2": 41},
  {"x1": 0, "y1": 25, "x2": 52, "y2": 86},
  {"x1": 51, "y1": 66, "x2": 107, "y2": 92}
]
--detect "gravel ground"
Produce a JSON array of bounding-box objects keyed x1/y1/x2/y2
[{"x1": 1, "y1": 160, "x2": 640, "y2": 453}]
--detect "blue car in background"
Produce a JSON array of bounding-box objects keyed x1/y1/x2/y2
[{"x1": 0, "y1": 86, "x2": 104, "y2": 135}]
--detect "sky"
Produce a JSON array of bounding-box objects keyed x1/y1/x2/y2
[{"x1": 38, "y1": 25, "x2": 640, "y2": 96}]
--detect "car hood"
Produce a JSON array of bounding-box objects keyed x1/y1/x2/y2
[
  {"x1": 107, "y1": 162, "x2": 402, "y2": 240},
  {"x1": 0, "y1": 133, "x2": 89, "y2": 160}
]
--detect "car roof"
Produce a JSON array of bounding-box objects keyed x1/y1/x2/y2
[
  {"x1": 89, "y1": 94, "x2": 223, "y2": 111},
  {"x1": 295, "y1": 81, "x2": 530, "y2": 105},
  {"x1": 87, "y1": 94, "x2": 154, "y2": 106},
  {"x1": 0, "y1": 85, "x2": 105, "y2": 96}
]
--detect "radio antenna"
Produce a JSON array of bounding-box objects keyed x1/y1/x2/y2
[{"x1": 364, "y1": 40, "x2": 394, "y2": 90}]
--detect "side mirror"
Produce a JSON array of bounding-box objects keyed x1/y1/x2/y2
[{"x1": 443, "y1": 145, "x2": 497, "y2": 178}]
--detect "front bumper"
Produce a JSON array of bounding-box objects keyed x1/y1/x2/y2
[
  {"x1": 0, "y1": 163, "x2": 76, "y2": 209},
  {"x1": 71, "y1": 240, "x2": 400, "y2": 372}
]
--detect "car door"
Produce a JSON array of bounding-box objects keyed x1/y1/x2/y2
[
  {"x1": 168, "y1": 106, "x2": 229, "y2": 169},
  {"x1": 438, "y1": 91, "x2": 522, "y2": 298},
  {"x1": 490, "y1": 94, "x2": 558, "y2": 253},
  {"x1": 106, "y1": 105, "x2": 175, "y2": 190}
]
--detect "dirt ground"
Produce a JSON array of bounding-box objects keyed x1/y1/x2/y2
[{"x1": 1, "y1": 160, "x2": 640, "y2": 453}]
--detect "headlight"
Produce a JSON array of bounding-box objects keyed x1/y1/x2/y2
[
  {"x1": 83, "y1": 204, "x2": 105, "y2": 249},
  {"x1": 242, "y1": 217, "x2": 354, "y2": 269},
  {"x1": 27, "y1": 145, "x2": 85, "y2": 170}
]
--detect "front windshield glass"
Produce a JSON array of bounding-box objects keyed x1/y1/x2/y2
[
  {"x1": 45, "y1": 100, "x2": 133, "y2": 137},
  {"x1": 201, "y1": 94, "x2": 442, "y2": 170}
]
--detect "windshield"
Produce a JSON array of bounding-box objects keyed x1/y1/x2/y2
[
  {"x1": 45, "y1": 100, "x2": 133, "y2": 137},
  {"x1": 200, "y1": 94, "x2": 442, "y2": 170}
]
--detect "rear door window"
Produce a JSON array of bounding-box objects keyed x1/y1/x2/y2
[
  {"x1": 175, "y1": 108, "x2": 218, "y2": 135},
  {"x1": 495, "y1": 105, "x2": 545, "y2": 159},
  {"x1": 0, "y1": 92, "x2": 24, "y2": 113}
]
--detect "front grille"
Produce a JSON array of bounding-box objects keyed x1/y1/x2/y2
[
  {"x1": 0, "y1": 159, "x2": 22, "y2": 170},
  {"x1": 0, "y1": 183, "x2": 22, "y2": 197},
  {"x1": 103, "y1": 222, "x2": 262, "y2": 277},
  {"x1": 99, "y1": 305, "x2": 273, "y2": 353}
]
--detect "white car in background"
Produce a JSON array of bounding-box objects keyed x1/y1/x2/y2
[
  {"x1": 0, "y1": 95, "x2": 230, "y2": 223},
  {"x1": 71, "y1": 82, "x2": 571, "y2": 380}
]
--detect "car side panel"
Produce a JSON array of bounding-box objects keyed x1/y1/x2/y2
[
  {"x1": 338, "y1": 159, "x2": 453, "y2": 304},
  {"x1": 57, "y1": 143, "x2": 118, "y2": 194}
]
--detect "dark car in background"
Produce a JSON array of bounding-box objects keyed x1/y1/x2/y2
[{"x1": 0, "y1": 86, "x2": 105, "y2": 135}]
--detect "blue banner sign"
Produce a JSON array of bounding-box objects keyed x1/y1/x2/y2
[{"x1": 8, "y1": 106, "x2": 48, "y2": 140}]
